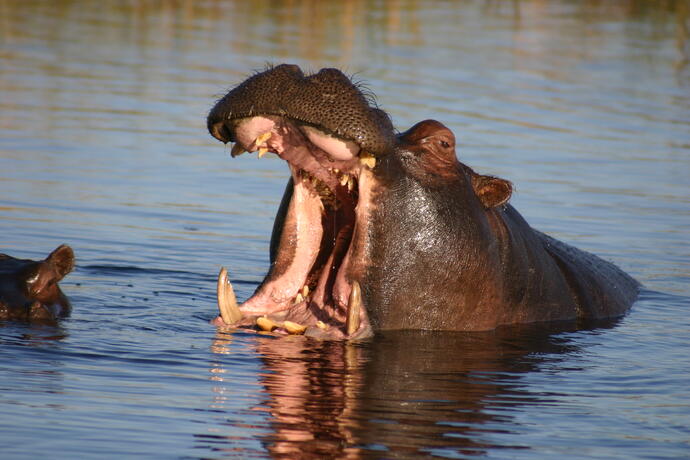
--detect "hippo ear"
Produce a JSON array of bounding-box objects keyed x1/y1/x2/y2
[
  {"x1": 46, "y1": 245, "x2": 75, "y2": 280},
  {"x1": 472, "y1": 175, "x2": 512, "y2": 208}
]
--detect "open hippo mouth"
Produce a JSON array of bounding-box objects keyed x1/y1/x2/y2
[{"x1": 207, "y1": 65, "x2": 396, "y2": 339}]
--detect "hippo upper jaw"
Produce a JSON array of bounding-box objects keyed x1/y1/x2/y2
[{"x1": 207, "y1": 64, "x2": 395, "y2": 156}]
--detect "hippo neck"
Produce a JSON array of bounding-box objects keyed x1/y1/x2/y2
[{"x1": 364, "y1": 155, "x2": 503, "y2": 330}]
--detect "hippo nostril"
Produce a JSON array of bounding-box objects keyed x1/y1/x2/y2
[
  {"x1": 275, "y1": 63, "x2": 304, "y2": 77},
  {"x1": 209, "y1": 122, "x2": 233, "y2": 144}
]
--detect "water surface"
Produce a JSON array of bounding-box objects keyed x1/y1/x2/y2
[{"x1": 1, "y1": 1, "x2": 689, "y2": 458}]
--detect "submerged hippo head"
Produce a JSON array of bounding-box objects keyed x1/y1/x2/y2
[
  {"x1": 207, "y1": 65, "x2": 638, "y2": 339},
  {"x1": 0, "y1": 245, "x2": 74, "y2": 323}
]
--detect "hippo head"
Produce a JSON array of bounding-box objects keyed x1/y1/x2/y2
[
  {"x1": 206, "y1": 65, "x2": 520, "y2": 339},
  {"x1": 0, "y1": 245, "x2": 75, "y2": 323}
]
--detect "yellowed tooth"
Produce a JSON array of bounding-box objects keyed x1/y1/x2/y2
[
  {"x1": 346, "y1": 281, "x2": 361, "y2": 336},
  {"x1": 256, "y1": 316, "x2": 277, "y2": 332},
  {"x1": 333, "y1": 168, "x2": 340, "y2": 174},
  {"x1": 283, "y1": 321, "x2": 307, "y2": 335},
  {"x1": 231, "y1": 143, "x2": 246, "y2": 157},
  {"x1": 340, "y1": 174, "x2": 349, "y2": 186},
  {"x1": 302, "y1": 285, "x2": 309, "y2": 297},
  {"x1": 258, "y1": 147, "x2": 268, "y2": 158},
  {"x1": 347, "y1": 176, "x2": 354, "y2": 192},
  {"x1": 217, "y1": 267, "x2": 243, "y2": 324},
  {"x1": 316, "y1": 320, "x2": 328, "y2": 330},
  {"x1": 294, "y1": 293, "x2": 304, "y2": 304},
  {"x1": 255, "y1": 131, "x2": 272, "y2": 146},
  {"x1": 359, "y1": 151, "x2": 376, "y2": 169}
]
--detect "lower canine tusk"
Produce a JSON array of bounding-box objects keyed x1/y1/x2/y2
[
  {"x1": 217, "y1": 267, "x2": 243, "y2": 324},
  {"x1": 346, "y1": 281, "x2": 361, "y2": 336}
]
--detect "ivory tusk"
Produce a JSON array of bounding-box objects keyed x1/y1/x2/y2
[
  {"x1": 346, "y1": 281, "x2": 361, "y2": 336},
  {"x1": 217, "y1": 267, "x2": 243, "y2": 324}
]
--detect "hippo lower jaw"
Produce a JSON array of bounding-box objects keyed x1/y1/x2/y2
[{"x1": 213, "y1": 115, "x2": 376, "y2": 339}]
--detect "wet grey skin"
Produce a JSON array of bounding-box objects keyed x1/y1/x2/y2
[{"x1": 207, "y1": 64, "x2": 639, "y2": 340}]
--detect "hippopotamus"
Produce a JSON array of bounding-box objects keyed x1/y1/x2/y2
[
  {"x1": 0, "y1": 245, "x2": 74, "y2": 323},
  {"x1": 206, "y1": 64, "x2": 639, "y2": 339}
]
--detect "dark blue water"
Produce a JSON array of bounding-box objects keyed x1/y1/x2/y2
[{"x1": 1, "y1": 1, "x2": 689, "y2": 458}]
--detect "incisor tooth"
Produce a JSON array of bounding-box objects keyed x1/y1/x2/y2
[
  {"x1": 294, "y1": 293, "x2": 304, "y2": 304},
  {"x1": 283, "y1": 321, "x2": 307, "y2": 335},
  {"x1": 256, "y1": 316, "x2": 277, "y2": 332},
  {"x1": 302, "y1": 285, "x2": 309, "y2": 297},
  {"x1": 359, "y1": 151, "x2": 376, "y2": 169},
  {"x1": 217, "y1": 267, "x2": 243, "y2": 324},
  {"x1": 255, "y1": 131, "x2": 272, "y2": 146},
  {"x1": 347, "y1": 176, "x2": 354, "y2": 192},
  {"x1": 340, "y1": 174, "x2": 349, "y2": 186},
  {"x1": 231, "y1": 143, "x2": 246, "y2": 157},
  {"x1": 258, "y1": 147, "x2": 268, "y2": 158},
  {"x1": 346, "y1": 281, "x2": 361, "y2": 336},
  {"x1": 316, "y1": 320, "x2": 328, "y2": 330}
]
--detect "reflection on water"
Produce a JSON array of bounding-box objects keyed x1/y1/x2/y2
[
  {"x1": 204, "y1": 322, "x2": 617, "y2": 458},
  {"x1": 2, "y1": 1, "x2": 687, "y2": 66},
  {"x1": 1, "y1": 0, "x2": 689, "y2": 459}
]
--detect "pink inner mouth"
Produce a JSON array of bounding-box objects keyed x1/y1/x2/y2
[{"x1": 223, "y1": 115, "x2": 374, "y2": 338}]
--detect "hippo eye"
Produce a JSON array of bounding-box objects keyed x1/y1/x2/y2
[
  {"x1": 26, "y1": 272, "x2": 40, "y2": 285},
  {"x1": 439, "y1": 140, "x2": 450, "y2": 149}
]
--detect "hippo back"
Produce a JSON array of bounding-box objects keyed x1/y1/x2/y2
[{"x1": 536, "y1": 231, "x2": 639, "y2": 320}]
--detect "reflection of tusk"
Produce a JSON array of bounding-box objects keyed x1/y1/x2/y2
[
  {"x1": 217, "y1": 267, "x2": 243, "y2": 324},
  {"x1": 258, "y1": 147, "x2": 268, "y2": 158},
  {"x1": 231, "y1": 143, "x2": 246, "y2": 157},
  {"x1": 283, "y1": 321, "x2": 307, "y2": 335},
  {"x1": 256, "y1": 316, "x2": 278, "y2": 332},
  {"x1": 346, "y1": 281, "x2": 361, "y2": 336}
]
